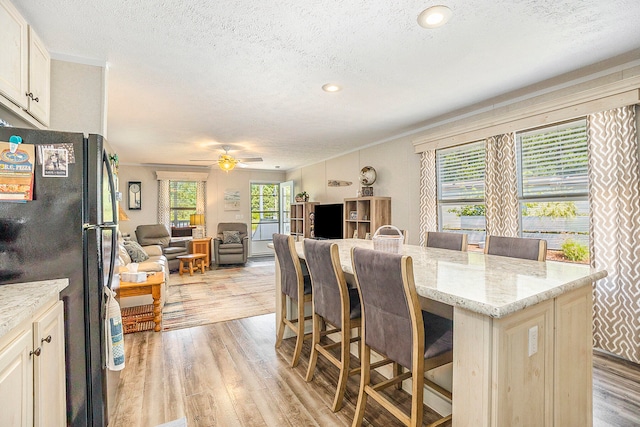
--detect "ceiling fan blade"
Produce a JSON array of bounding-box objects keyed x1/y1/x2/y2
[
  {"x1": 236, "y1": 157, "x2": 263, "y2": 162},
  {"x1": 189, "y1": 159, "x2": 218, "y2": 162}
]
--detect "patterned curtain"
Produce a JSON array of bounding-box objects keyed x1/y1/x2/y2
[
  {"x1": 419, "y1": 151, "x2": 437, "y2": 246},
  {"x1": 484, "y1": 133, "x2": 519, "y2": 237},
  {"x1": 157, "y1": 179, "x2": 171, "y2": 232},
  {"x1": 587, "y1": 105, "x2": 640, "y2": 364},
  {"x1": 196, "y1": 181, "x2": 207, "y2": 236}
]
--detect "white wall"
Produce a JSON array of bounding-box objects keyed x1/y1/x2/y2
[
  {"x1": 286, "y1": 136, "x2": 422, "y2": 245},
  {"x1": 117, "y1": 164, "x2": 285, "y2": 255}
]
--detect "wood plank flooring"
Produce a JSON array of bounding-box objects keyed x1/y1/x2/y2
[
  {"x1": 593, "y1": 350, "x2": 640, "y2": 426},
  {"x1": 109, "y1": 313, "x2": 640, "y2": 427}
]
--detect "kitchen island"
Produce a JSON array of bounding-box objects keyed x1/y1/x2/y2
[{"x1": 278, "y1": 239, "x2": 607, "y2": 427}]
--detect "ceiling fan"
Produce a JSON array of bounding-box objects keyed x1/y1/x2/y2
[{"x1": 190, "y1": 145, "x2": 263, "y2": 171}]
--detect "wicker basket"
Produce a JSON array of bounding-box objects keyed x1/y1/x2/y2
[{"x1": 372, "y1": 225, "x2": 404, "y2": 254}]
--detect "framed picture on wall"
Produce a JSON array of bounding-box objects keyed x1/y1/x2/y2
[
  {"x1": 128, "y1": 181, "x2": 141, "y2": 210},
  {"x1": 224, "y1": 189, "x2": 240, "y2": 210}
]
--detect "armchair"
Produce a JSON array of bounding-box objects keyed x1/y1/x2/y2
[
  {"x1": 135, "y1": 224, "x2": 189, "y2": 271},
  {"x1": 213, "y1": 222, "x2": 249, "y2": 266}
]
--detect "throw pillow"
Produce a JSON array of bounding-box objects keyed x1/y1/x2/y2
[
  {"x1": 123, "y1": 240, "x2": 150, "y2": 262},
  {"x1": 118, "y1": 243, "x2": 132, "y2": 265},
  {"x1": 222, "y1": 230, "x2": 241, "y2": 244}
]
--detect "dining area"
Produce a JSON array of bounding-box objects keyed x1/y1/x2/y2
[{"x1": 272, "y1": 232, "x2": 608, "y2": 427}]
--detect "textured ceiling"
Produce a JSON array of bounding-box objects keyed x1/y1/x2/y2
[{"x1": 12, "y1": 0, "x2": 640, "y2": 170}]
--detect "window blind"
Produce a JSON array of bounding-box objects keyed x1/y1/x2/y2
[
  {"x1": 437, "y1": 141, "x2": 485, "y2": 201},
  {"x1": 518, "y1": 120, "x2": 588, "y2": 198}
]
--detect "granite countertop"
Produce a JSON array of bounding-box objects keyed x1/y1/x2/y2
[
  {"x1": 295, "y1": 240, "x2": 608, "y2": 318},
  {"x1": 0, "y1": 279, "x2": 69, "y2": 340}
]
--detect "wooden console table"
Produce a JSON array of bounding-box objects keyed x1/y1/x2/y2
[
  {"x1": 191, "y1": 237, "x2": 212, "y2": 269},
  {"x1": 117, "y1": 272, "x2": 164, "y2": 332}
]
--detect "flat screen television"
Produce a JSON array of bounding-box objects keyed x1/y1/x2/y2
[{"x1": 313, "y1": 203, "x2": 344, "y2": 239}]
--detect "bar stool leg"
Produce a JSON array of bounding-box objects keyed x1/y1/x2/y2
[
  {"x1": 275, "y1": 293, "x2": 287, "y2": 348},
  {"x1": 332, "y1": 325, "x2": 351, "y2": 412},
  {"x1": 305, "y1": 313, "x2": 322, "y2": 382},
  {"x1": 179, "y1": 259, "x2": 185, "y2": 276}
]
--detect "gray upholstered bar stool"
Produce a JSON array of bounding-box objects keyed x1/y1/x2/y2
[
  {"x1": 303, "y1": 239, "x2": 362, "y2": 412},
  {"x1": 273, "y1": 233, "x2": 312, "y2": 367},
  {"x1": 351, "y1": 247, "x2": 454, "y2": 427},
  {"x1": 424, "y1": 231, "x2": 468, "y2": 251},
  {"x1": 484, "y1": 235, "x2": 547, "y2": 261}
]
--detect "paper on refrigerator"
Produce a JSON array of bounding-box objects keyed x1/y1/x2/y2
[{"x1": 0, "y1": 141, "x2": 35, "y2": 202}]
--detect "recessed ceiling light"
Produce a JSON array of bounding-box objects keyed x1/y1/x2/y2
[
  {"x1": 417, "y1": 5, "x2": 452, "y2": 29},
  {"x1": 322, "y1": 83, "x2": 341, "y2": 92}
]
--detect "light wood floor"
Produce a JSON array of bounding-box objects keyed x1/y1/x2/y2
[{"x1": 109, "y1": 312, "x2": 640, "y2": 427}]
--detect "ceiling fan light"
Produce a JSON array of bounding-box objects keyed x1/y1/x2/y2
[
  {"x1": 218, "y1": 154, "x2": 238, "y2": 172},
  {"x1": 417, "y1": 5, "x2": 452, "y2": 29}
]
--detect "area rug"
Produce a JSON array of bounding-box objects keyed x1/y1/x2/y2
[{"x1": 162, "y1": 259, "x2": 275, "y2": 331}]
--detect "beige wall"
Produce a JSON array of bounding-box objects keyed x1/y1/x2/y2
[
  {"x1": 286, "y1": 136, "x2": 422, "y2": 245},
  {"x1": 117, "y1": 164, "x2": 285, "y2": 254},
  {"x1": 49, "y1": 59, "x2": 107, "y2": 136}
]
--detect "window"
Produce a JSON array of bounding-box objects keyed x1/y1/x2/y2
[
  {"x1": 169, "y1": 181, "x2": 197, "y2": 228},
  {"x1": 436, "y1": 141, "x2": 486, "y2": 245},
  {"x1": 251, "y1": 183, "x2": 280, "y2": 241},
  {"x1": 517, "y1": 119, "x2": 589, "y2": 260}
]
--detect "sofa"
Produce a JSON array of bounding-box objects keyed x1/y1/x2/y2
[
  {"x1": 117, "y1": 237, "x2": 170, "y2": 309},
  {"x1": 213, "y1": 222, "x2": 249, "y2": 266},
  {"x1": 135, "y1": 224, "x2": 190, "y2": 271}
]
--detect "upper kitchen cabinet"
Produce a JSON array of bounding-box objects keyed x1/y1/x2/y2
[
  {"x1": 0, "y1": 0, "x2": 28, "y2": 107},
  {"x1": 0, "y1": 0, "x2": 50, "y2": 127},
  {"x1": 27, "y1": 28, "x2": 50, "y2": 126}
]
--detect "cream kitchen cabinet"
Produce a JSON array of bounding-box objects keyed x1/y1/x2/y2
[
  {"x1": 0, "y1": 0, "x2": 50, "y2": 127},
  {"x1": 0, "y1": 298, "x2": 66, "y2": 427},
  {"x1": 0, "y1": 0, "x2": 28, "y2": 107},
  {"x1": 26, "y1": 27, "x2": 50, "y2": 126}
]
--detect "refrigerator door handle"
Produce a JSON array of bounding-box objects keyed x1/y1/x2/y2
[
  {"x1": 102, "y1": 150, "x2": 118, "y2": 226},
  {"x1": 100, "y1": 224, "x2": 118, "y2": 291}
]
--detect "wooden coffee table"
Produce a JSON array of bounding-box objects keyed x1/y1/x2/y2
[
  {"x1": 116, "y1": 272, "x2": 164, "y2": 332},
  {"x1": 177, "y1": 253, "x2": 207, "y2": 276}
]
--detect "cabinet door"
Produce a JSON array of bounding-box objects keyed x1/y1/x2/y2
[
  {"x1": 33, "y1": 300, "x2": 66, "y2": 427},
  {"x1": 27, "y1": 26, "x2": 50, "y2": 126},
  {"x1": 0, "y1": 0, "x2": 28, "y2": 108},
  {"x1": 0, "y1": 329, "x2": 33, "y2": 427}
]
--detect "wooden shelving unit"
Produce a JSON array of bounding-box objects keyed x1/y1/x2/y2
[
  {"x1": 290, "y1": 202, "x2": 319, "y2": 239},
  {"x1": 344, "y1": 196, "x2": 391, "y2": 239}
]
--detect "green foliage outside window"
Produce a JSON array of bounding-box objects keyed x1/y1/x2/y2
[
  {"x1": 523, "y1": 202, "x2": 578, "y2": 218},
  {"x1": 169, "y1": 181, "x2": 197, "y2": 226},
  {"x1": 561, "y1": 239, "x2": 589, "y2": 261},
  {"x1": 448, "y1": 204, "x2": 485, "y2": 216},
  {"x1": 448, "y1": 202, "x2": 581, "y2": 218},
  {"x1": 251, "y1": 183, "x2": 280, "y2": 236}
]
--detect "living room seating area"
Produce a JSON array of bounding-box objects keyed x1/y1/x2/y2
[
  {"x1": 213, "y1": 222, "x2": 249, "y2": 266},
  {"x1": 135, "y1": 224, "x2": 190, "y2": 271}
]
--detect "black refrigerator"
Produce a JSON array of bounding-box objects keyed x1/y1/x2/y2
[{"x1": 0, "y1": 127, "x2": 118, "y2": 427}]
